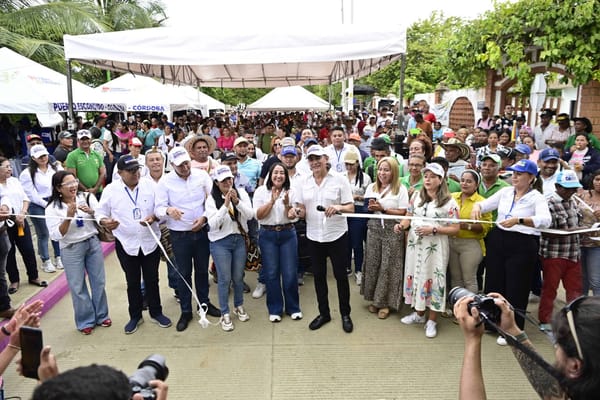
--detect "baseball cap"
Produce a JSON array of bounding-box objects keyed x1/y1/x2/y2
[
  {"x1": 116, "y1": 154, "x2": 141, "y2": 171},
  {"x1": 306, "y1": 145, "x2": 327, "y2": 158},
  {"x1": 348, "y1": 133, "x2": 362, "y2": 142},
  {"x1": 281, "y1": 146, "x2": 297, "y2": 156},
  {"x1": 99, "y1": 113, "x2": 108, "y2": 119},
  {"x1": 480, "y1": 154, "x2": 501, "y2": 166},
  {"x1": 77, "y1": 129, "x2": 91, "y2": 140},
  {"x1": 58, "y1": 131, "x2": 73, "y2": 139},
  {"x1": 378, "y1": 134, "x2": 391, "y2": 145},
  {"x1": 422, "y1": 163, "x2": 445, "y2": 178},
  {"x1": 213, "y1": 165, "x2": 234, "y2": 182},
  {"x1": 234, "y1": 137, "x2": 249, "y2": 147},
  {"x1": 26, "y1": 134, "x2": 42, "y2": 143},
  {"x1": 497, "y1": 147, "x2": 515, "y2": 160},
  {"x1": 281, "y1": 137, "x2": 296, "y2": 147},
  {"x1": 220, "y1": 151, "x2": 238, "y2": 162},
  {"x1": 304, "y1": 138, "x2": 318, "y2": 147},
  {"x1": 507, "y1": 159, "x2": 538, "y2": 175},
  {"x1": 556, "y1": 113, "x2": 570, "y2": 122},
  {"x1": 169, "y1": 147, "x2": 191, "y2": 166},
  {"x1": 344, "y1": 151, "x2": 360, "y2": 164},
  {"x1": 555, "y1": 170, "x2": 582, "y2": 189},
  {"x1": 129, "y1": 137, "x2": 143, "y2": 147},
  {"x1": 30, "y1": 144, "x2": 49, "y2": 159},
  {"x1": 539, "y1": 148, "x2": 560, "y2": 162},
  {"x1": 514, "y1": 144, "x2": 532, "y2": 155}
]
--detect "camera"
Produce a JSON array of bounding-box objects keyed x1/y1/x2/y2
[
  {"x1": 129, "y1": 354, "x2": 169, "y2": 399},
  {"x1": 448, "y1": 287, "x2": 502, "y2": 325}
]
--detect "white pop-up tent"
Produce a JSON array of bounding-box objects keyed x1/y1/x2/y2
[
  {"x1": 63, "y1": 25, "x2": 406, "y2": 88},
  {"x1": 0, "y1": 47, "x2": 125, "y2": 126},
  {"x1": 247, "y1": 86, "x2": 330, "y2": 112},
  {"x1": 96, "y1": 73, "x2": 225, "y2": 117}
]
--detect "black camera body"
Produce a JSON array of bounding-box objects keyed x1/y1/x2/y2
[
  {"x1": 448, "y1": 287, "x2": 502, "y2": 324},
  {"x1": 129, "y1": 354, "x2": 169, "y2": 399}
]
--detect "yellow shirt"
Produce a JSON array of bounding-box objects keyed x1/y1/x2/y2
[{"x1": 452, "y1": 191, "x2": 493, "y2": 255}]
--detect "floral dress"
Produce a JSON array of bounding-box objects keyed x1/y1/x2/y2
[{"x1": 403, "y1": 192, "x2": 458, "y2": 312}]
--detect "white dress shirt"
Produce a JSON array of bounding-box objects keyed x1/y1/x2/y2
[
  {"x1": 154, "y1": 169, "x2": 212, "y2": 231},
  {"x1": 205, "y1": 188, "x2": 254, "y2": 242},
  {"x1": 46, "y1": 193, "x2": 98, "y2": 247},
  {"x1": 96, "y1": 177, "x2": 160, "y2": 256},
  {"x1": 19, "y1": 165, "x2": 62, "y2": 207},
  {"x1": 324, "y1": 143, "x2": 362, "y2": 174},
  {"x1": 253, "y1": 185, "x2": 297, "y2": 226},
  {"x1": 293, "y1": 172, "x2": 353, "y2": 242},
  {"x1": 0, "y1": 177, "x2": 29, "y2": 212},
  {"x1": 478, "y1": 186, "x2": 551, "y2": 236}
]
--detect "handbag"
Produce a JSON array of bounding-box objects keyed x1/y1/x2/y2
[
  {"x1": 86, "y1": 193, "x2": 115, "y2": 242},
  {"x1": 234, "y1": 218, "x2": 261, "y2": 272}
]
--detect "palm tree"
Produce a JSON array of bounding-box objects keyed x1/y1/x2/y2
[{"x1": 0, "y1": 0, "x2": 166, "y2": 84}]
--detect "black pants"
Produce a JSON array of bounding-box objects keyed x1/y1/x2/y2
[
  {"x1": 484, "y1": 227, "x2": 539, "y2": 329},
  {"x1": 0, "y1": 232, "x2": 11, "y2": 311},
  {"x1": 6, "y1": 222, "x2": 38, "y2": 283},
  {"x1": 307, "y1": 233, "x2": 351, "y2": 317},
  {"x1": 115, "y1": 240, "x2": 162, "y2": 320}
]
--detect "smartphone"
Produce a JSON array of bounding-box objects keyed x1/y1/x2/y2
[{"x1": 19, "y1": 326, "x2": 43, "y2": 379}]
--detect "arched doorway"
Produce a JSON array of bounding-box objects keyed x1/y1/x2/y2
[{"x1": 449, "y1": 97, "x2": 475, "y2": 130}]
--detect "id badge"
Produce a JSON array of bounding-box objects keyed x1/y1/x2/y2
[
  {"x1": 133, "y1": 208, "x2": 142, "y2": 220},
  {"x1": 336, "y1": 164, "x2": 343, "y2": 172}
]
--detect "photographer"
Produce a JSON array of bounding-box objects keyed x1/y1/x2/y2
[{"x1": 454, "y1": 292, "x2": 600, "y2": 400}]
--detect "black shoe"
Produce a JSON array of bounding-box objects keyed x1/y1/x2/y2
[
  {"x1": 341, "y1": 315, "x2": 353, "y2": 333},
  {"x1": 308, "y1": 315, "x2": 331, "y2": 331},
  {"x1": 206, "y1": 303, "x2": 221, "y2": 317},
  {"x1": 176, "y1": 312, "x2": 193, "y2": 332},
  {"x1": 142, "y1": 298, "x2": 148, "y2": 311},
  {"x1": 243, "y1": 281, "x2": 251, "y2": 293}
]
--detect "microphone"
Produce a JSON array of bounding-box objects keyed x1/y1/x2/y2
[{"x1": 316, "y1": 205, "x2": 342, "y2": 215}]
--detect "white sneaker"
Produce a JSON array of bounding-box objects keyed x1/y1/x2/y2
[
  {"x1": 233, "y1": 306, "x2": 250, "y2": 322},
  {"x1": 54, "y1": 256, "x2": 64, "y2": 270},
  {"x1": 354, "y1": 271, "x2": 362, "y2": 286},
  {"x1": 425, "y1": 320, "x2": 438, "y2": 338},
  {"x1": 252, "y1": 282, "x2": 266, "y2": 299},
  {"x1": 290, "y1": 312, "x2": 303, "y2": 320},
  {"x1": 221, "y1": 314, "x2": 234, "y2": 331},
  {"x1": 42, "y1": 259, "x2": 56, "y2": 273},
  {"x1": 269, "y1": 314, "x2": 282, "y2": 323},
  {"x1": 496, "y1": 336, "x2": 507, "y2": 346},
  {"x1": 400, "y1": 311, "x2": 426, "y2": 325}
]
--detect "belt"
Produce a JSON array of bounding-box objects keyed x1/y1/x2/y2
[{"x1": 261, "y1": 223, "x2": 294, "y2": 232}]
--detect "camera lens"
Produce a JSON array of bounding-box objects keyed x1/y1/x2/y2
[{"x1": 448, "y1": 286, "x2": 476, "y2": 307}]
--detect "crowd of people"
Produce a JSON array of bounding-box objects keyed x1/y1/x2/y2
[{"x1": 0, "y1": 102, "x2": 599, "y2": 398}]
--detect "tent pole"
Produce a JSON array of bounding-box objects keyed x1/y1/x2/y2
[
  {"x1": 65, "y1": 59, "x2": 75, "y2": 130},
  {"x1": 398, "y1": 53, "x2": 406, "y2": 108}
]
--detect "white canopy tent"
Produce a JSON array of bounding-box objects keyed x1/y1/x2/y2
[
  {"x1": 0, "y1": 47, "x2": 124, "y2": 126},
  {"x1": 96, "y1": 73, "x2": 225, "y2": 117},
  {"x1": 63, "y1": 25, "x2": 406, "y2": 88},
  {"x1": 247, "y1": 86, "x2": 330, "y2": 112}
]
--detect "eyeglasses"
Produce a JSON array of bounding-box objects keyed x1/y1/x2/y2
[
  {"x1": 61, "y1": 179, "x2": 79, "y2": 188},
  {"x1": 273, "y1": 143, "x2": 282, "y2": 147},
  {"x1": 562, "y1": 296, "x2": 586, "y2": 360}
]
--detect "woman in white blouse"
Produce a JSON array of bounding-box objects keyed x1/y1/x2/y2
[
  {"x1": 471, "y1": 159, "x2": 551, "y2": 344},
  {"x1": 360, "y1": 157, "x2": 409, "y2": 319},
  {"x1": 254, "y1": 162, "x2": 302, "y2": 323},
  {"x1": 19, "y1": 144, "x2": 63, "y2": 273},
  {"x1": 206, "y1": 165, "x2": 254, "y2": 332},
  {"x1": 46, "y1": 171, "x2": 110, "y2": 335}
]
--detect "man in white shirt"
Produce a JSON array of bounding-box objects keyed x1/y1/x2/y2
[
  {"x1": 97, "y1": 155, "x2": 172, "y2": 334},
  {"x1": 538, "y1": 148, "x2": 561, "y2": 196},
  {"x1": 154, "y1": 147, "x2": 221, "y2": 332},
  {"x1": 293, "y1": 145, "x2": 355, "y2": 333},
  {"x1": 533, "y1": 110, "x2": 556, "y2": 151},
  {"x1": 324, "y1": 126, "x2": 361, "y2": 174}
]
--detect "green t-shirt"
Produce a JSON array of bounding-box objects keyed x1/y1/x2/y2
[
  {"x1": 447, "y1": 178, "x2": 461, "y2": 193},
  {"x1": 65, "y1": 148, "x2": 104, "y2": 191},
  {"x1": 400, "y1": 175, "x2": 423, "y2": 192},
  {"x1": 478, "y1": 178, "x2": 510, "y2": 220}
]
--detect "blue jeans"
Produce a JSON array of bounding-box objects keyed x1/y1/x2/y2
[
  {"x1": 347, "y1": 204, "x2": 367, "y2": 273},
  {"x1": 210, "y1": 234, "x2": 246, "y2": 315},
  {"x1": 258, "y1": 228, "x2": 300, "y2": 316},
  {"x1": 29, "y1": 203, "x2": 60, "y2": 262},
  {"x1": 582, "y1": 247, "x2": 600, "y2": 296},
  {"x1": 169, "y1": 229, "x2": 211, "y2": 314},
  {"x1": 61, "y1": 236, "x2": 109, "y2": 330}
]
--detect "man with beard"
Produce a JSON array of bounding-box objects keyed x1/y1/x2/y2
[{"x1": 538, "y1": 148, "x2": 561, "y2": 196}]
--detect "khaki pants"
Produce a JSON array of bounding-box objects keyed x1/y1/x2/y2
[{"x1": 448, "y1": 237, "x2": 483, "y2": 294}]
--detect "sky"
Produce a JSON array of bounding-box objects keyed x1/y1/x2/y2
[{"x1": 161, "y1": 0, "x2": 499, "y2": 27}]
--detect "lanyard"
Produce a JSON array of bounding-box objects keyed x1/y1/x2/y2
[
  {"x1": 508, "y1": 189, "x2": 531, "y2": 216},
  {"x1": 125, "y1": 186, "x2": 139, "y2": 206}
]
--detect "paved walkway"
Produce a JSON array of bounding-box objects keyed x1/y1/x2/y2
[{"x1": 5, "y1": 250, "x2": 555, "y2": 399}]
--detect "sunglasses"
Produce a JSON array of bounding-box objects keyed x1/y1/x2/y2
[{"x1": 562, "y1": 296, "x2": 586, "y2": 360}]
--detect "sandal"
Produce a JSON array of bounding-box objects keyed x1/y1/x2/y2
[
  {"x1": 378, "y1": 308, "x2": 390, "y2": 319},
  {"x1": 29, "y1": 279, "x2": 48, "y2": 287},
  {"x1": 368, "y1": 305, "x2": 378, "y2": 313},
  {"x1": 8, "y1": 282, "x2": 19, "y2": 294}
]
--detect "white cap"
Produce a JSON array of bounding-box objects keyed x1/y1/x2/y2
[
  {"x1": 306, "y1": 145, "x2": 327, "y2": 158},
  {"x1": 168, "y1": 147, "x2": 191, "y2": 166},
  {"x1": 30, "y1": 144, "x2": 49, "y2": 159},
  {"x1": 422, "y1": 163, "x2": 445, "y2": 178},
  {"x1": 213, "y1": 165, "x2": 234, "y2": 182}
]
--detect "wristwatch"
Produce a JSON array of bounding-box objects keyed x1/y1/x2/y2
[
  {"x1": 518, "y1": 218, "x2": 524, "y2": 225},
  {"x1": 432, "y1": 227, "x2": 438, "y2": 236}
]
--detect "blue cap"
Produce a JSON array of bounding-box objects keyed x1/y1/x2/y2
[
  {"x1": 555, "y1": 170, "x2": 582, "y2": 189},
  {"x1": 281, "y1": 145, "x2": 297, "y2": 156},
  {"x1": 540, "y1": 148, "x2": 560, "y2": 162},
  {"x1": 507, "y1": 159, "x2": 538, "y2": 175},
  {"x1": 514, "y1": 143, "x2": 532, "y2": 155},
  {"x1": 304, "y1": 138, "x2": 318, "y2": 147}
]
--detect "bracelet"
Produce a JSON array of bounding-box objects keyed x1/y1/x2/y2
[
  {"x1": 432, "y1": 227, "x2": 438, "y2": 236},
  {"x1": 7, "y1": 344, "x2": 20, "y2": 351},
  {"x1": 1, "y1": 326, "x2": 10, "y2": 336},
  {"x1": 514, "y1": 332, "x2": 528, "y2": 343}
]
